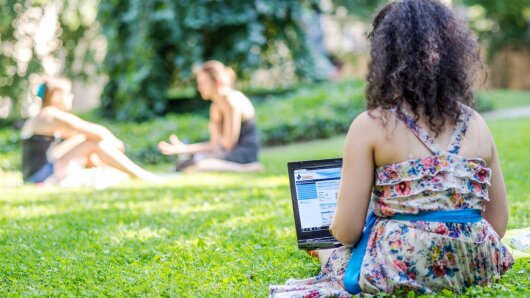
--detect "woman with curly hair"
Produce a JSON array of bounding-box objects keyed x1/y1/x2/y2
[{"x1": 270, "y1": 0, "x2": 513, "y2": 296}]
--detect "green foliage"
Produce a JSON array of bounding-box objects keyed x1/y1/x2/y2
[
  {"x1": 0, "y1": 0, "x2": 100, "y2": 118},
  {"x1": 330, "y1": 0, "x2": 388, "y2": 20},
  {"x1": 0, "y1": 81, "x2": 521, "y2": 171},
  {"x1": 96, "y1": 79, "x2": 365, "y2": 164},
  {"x1": 477, "y1": 89, "x2": 530, "y2": 110},
  {"x1": 0, "y1": 0, "x2": 26, "y2": 116},
  {"x1": 258, "y1": 79, "x2": 365, "y2": 145},
  {"x1": 475, "y1": 92, "x2": 495, "y2": 112},
  {"x1": 97, "y1": 0, "x2": 324, "y2": 120},
  {"x1": 0, "y1": 117, "x2": 529, "y2": 296},
  {"x1": 0, "y1": 127, "x2": 21, "y2": 172},
  {"x1": 461, "y1": 0, "x2": 530, "y2": 59}
]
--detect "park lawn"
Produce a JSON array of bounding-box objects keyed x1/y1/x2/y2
[{"x1": 1, "y1": 118, "x2": 529, "y2": 297}]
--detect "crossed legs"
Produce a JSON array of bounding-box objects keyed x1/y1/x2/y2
[{"x1": 51, "y1": 135, "x2": 157, "y2": 181}]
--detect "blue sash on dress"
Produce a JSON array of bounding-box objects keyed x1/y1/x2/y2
[{"x1": 343, "y1": 209, "x2": 483, "y2": 294}]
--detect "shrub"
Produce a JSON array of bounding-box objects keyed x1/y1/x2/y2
[
  {"x1": 0, "y1": 80, "x2": 502, "y2": 170},
  {"x1": 97, "y1": 0, "x2": 324, "y2": 121},
  {"x1": 257, "y1": 79, "x2": 365, "y2": 145}
]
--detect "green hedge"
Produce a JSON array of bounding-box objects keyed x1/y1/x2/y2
[
  {"x1": 258, "y1": 79, "x2": 365, "y2": 145},
  {"x1": 0, "y1": 80, "x2": 499, "y2": 170}
]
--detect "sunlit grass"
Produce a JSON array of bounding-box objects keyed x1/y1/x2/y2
[{"x1": 0, "y1": 119, "x2": 528, "y2": 296}]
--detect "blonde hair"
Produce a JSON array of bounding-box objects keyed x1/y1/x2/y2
[{"x1": 193, "y1": 60, "x2": 236, "y2": 88}]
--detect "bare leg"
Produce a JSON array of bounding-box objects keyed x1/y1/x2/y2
[
  {"x1": 92, "y1": 141, "x2": 158, "y2": 180},
  {"x1": 50, "y1": 134, "x2": 88, "y2": 161},
  {"x1": 185, "y1": 158, "x2": 264, "y2": 173},
  {"x1": 317, "y1": 248, "x2": 335, "y2": 266},
  {"x1": 53, "y1": 139, "x2": 157, "y2": 181}
]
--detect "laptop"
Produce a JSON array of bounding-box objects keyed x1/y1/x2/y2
[{"x1": 287, "y1": 158, "x2": 343, "y2": 250}]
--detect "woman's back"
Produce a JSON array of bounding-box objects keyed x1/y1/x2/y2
[
  {"x1": 370, "y1": 108, "x2": 493, "y2": 168},
  {"x1": 270, "y1": 0, "x2": 513, "y2": 296},
  {"x1": 358, "y1": 105, "x2": 513, "y2": 293}
]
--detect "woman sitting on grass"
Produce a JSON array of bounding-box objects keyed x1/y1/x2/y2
[
  {"x1": 21, "y1": 77, "x2": 158, "y2": 184},
  {"x1": 270, "y1": 0, "x2": 513, "y2": 296},
  {"x1": 158, "y1": 60, "x2": 263, "y2": 172}
]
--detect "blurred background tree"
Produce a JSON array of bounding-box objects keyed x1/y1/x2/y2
[
  {"x1": 330, "y1": 0, "x2": 387, "y2": 20},
  {"x1": 97, "y1": 0, "x2": 328, "y2": 120},
  {"x1": 1, "y1": 0, "x2": 529, "y2": 122},
  {"x1": 461, "y1": 0, "x2": 530, "y2": 58},
  {"x1": 0, "y1": 0, "x2": 101, "y2": 121},
  {"x1": 460, "y1": 0, "x2": 530, "y2": 89}
]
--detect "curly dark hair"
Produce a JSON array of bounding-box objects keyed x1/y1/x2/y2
[{"x1": 366, "y1": 0, "x2": 483, "y2": 135}]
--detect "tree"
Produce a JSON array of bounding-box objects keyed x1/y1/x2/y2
[
  {"x1": 0, "y1": 0, "x2": 100, "y2": 120},
  {"x1": 97, "y1": 0, "x2": 325, "y2": 121},
  {"x1": 330, "y1": 0, "x2": 389, "y2": 20},
  {"x1": 460, "y1": 0, "x2": 530, "y2": 59}
]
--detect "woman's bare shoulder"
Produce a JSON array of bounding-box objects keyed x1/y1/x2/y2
[
  {"x1": 468, "y1": 108, "x2": 489, "y2": 130},
  {"x1": 351, "y1": 109, "x2": 392, "y2": 134},
  {"x1": 346, "y1": 109, "x2": 390, "y2": 145},
  {"x1": 465, "y1": 108, "x2": 495, "y2": 161},
  {"x1": 227, "y1": 90, "x2": 254, "y2": 117}
]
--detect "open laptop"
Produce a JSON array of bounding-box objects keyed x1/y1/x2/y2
[{"x1": 287, "y1": 158, "x2": 343, "y2": 250}]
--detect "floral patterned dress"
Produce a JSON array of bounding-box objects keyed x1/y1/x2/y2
[{"x1": 270, "y1": 106, "x2": 513, "y2": 297}]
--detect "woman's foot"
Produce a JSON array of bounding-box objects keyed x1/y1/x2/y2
[
  {"x1": 305, "y1": 250, "x2": 319, "y2": 258},
  {"x1": 244, "y1": 162, "x2": 265, "y2": 172},
  {"x1": 138, "y1": 171, "x2": 163, "y2": 183}
]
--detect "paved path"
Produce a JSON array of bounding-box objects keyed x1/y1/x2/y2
[{"x1": 482, "y1": 106, "x2": 530, "y2": 120}]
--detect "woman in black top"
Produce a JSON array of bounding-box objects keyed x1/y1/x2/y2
[
  {"x1": 21, "y1": 77, "x2": 158, "y2": 184},
  {"x1": 158, "y1": 61, "x2": 263, "y2": 172}
]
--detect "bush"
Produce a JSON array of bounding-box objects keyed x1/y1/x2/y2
[
  {"x1": 475, "y1": 93, "x2": 495, "y2": 112},
  {"x1": 97, "y1": 0, "x2": 323, "y2": 121},
  {"x1": 0, "y1": 80, "x2": 502, "y2": 170},
  {"x1": 257, "y1": 79, "x2": 365, "y2": 145},
  {"x1": 0, "y1": 128, "x2": 20, "y2": 171},
  {"x1": 98, "y1": 80, "x2": 365, "y2": 164}
]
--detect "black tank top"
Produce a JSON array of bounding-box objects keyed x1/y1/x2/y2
[{"x1": 22, "y1": 135, "x2": 55, "y2": 181}]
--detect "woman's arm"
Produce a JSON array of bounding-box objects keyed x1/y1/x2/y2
[
  {"x1": 330, "y1": 112, "x2": 375, "y2": 246},
  {"x1": 484, "y1": 140, "x2": 509, "y2": 238},
  {"x1": 158, "y1": 135, "x2": 213, "y2": 155},
  {"x1": 159, "y1": 105, "x2": 223, "y2": 156},
  {"x1": 209, "y1": 104, "x2": 223, "y2": 149},
  {"x1": 221, "y1": 106, "x2": 241, "y2": 151},
  {"x1": 50, "y1": 108, "x2": 123, "y2": 149}
]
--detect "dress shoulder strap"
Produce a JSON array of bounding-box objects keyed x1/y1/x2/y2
[
  {"x1": 446, "y1": 105, "x2": 472, "y2": 154},
  {"x1": 394, "y1": 108, "x2": 442, "y2": 155}
]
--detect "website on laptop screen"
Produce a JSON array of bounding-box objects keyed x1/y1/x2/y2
[{"x1": 293, "y1": 167, "x2": 341, "y2": 232}]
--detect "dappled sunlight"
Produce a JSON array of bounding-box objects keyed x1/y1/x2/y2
[
  {"x1": 1, "y1": 118, "x2": 529, "y2": 296},
  {"x1": 1, "y1": 190, "x2": 230, "y2": 220},
  {"x1": 0, "y1": 183, "x2": 101, "y2": 203},
  {"x1": 143, "y1": 172, "x2": 289, "y2": 189},
  {"x1": 0, "y1": 170, "x2": 23, "y2": 188},
  {"x1": 106, "y1": 224, "x2": 170, "y2": 244},
  {"x1": 172, "y1": 236, "x2": 222, "y2": 250},
  {"x1": 1, "y1": 203, "x2": 63, "y2": 220},
  {"x1": 220, "y1": 209, "x2": 284, "y2": 230}
]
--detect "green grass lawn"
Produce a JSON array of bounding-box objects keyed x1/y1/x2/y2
[{"x1": 1, "y1": 118, "x2": 529, "y2": 297}]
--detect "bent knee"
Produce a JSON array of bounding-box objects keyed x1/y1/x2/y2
[{"x1": 94, "y1": 140, "x2": 116, "y2": 151}]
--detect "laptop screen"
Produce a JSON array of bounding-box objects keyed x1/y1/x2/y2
[
  {"x1": 288, "y1": 158, "x2": 342, "y2": 249},
  {"x1": 294, "y1": 167, "x2": 341, "y2": 232}
]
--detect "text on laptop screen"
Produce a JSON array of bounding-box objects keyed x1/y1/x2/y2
[{"x1": 294, "y1": 167, "x2": 341, "y2": 232}]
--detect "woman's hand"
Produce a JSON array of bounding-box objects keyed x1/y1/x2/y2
[{"x1": 158, "y1": 134, "x2": 187, "y2": 155}]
